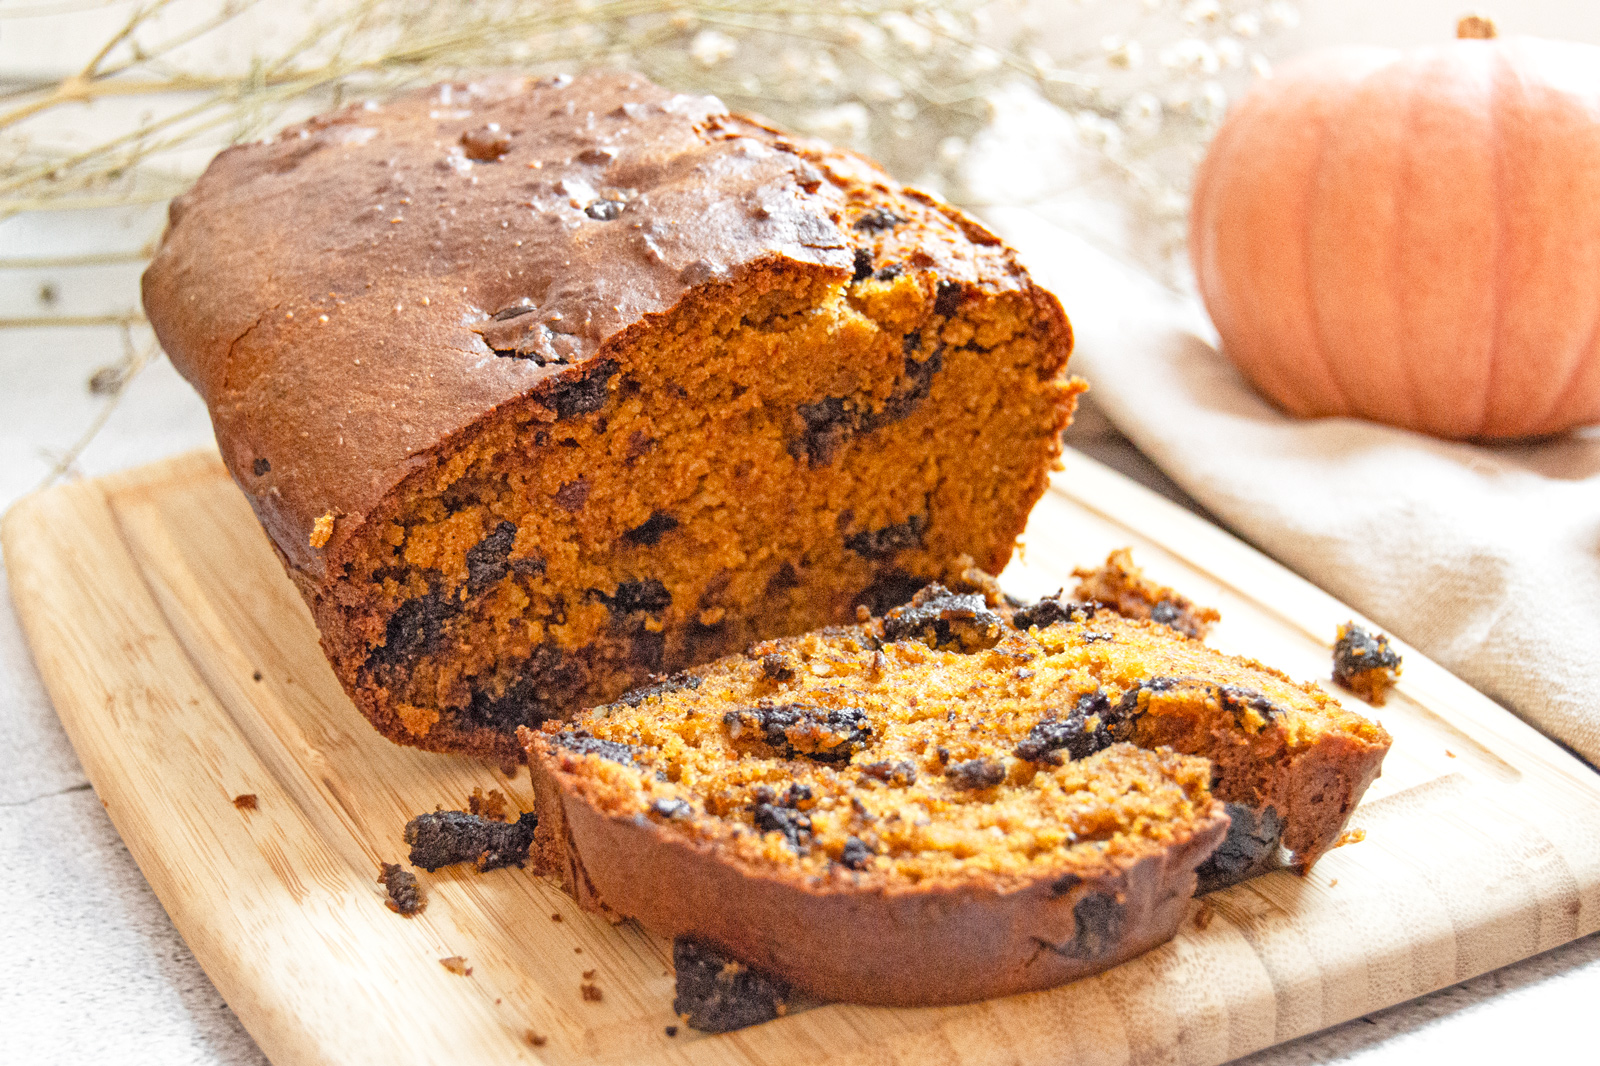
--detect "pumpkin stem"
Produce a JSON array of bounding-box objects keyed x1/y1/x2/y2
[{"x1": 1457, "y1": 14, "x2": 1498, "y2": 39}]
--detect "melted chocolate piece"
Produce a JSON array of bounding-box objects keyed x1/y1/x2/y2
[
  {"x1": 616, "y1": 672, "x2": 703, "y2": 707},
  {"x1": 1014, "y1": 691, "x2": 1117, "y2": 765},
  {"x1": 624, "y1": 510, "x2": 679, "y2": 546},
  {"x1": 465, "y1": 521, "x2": 518, "y2": 594},
  {"x1": 1011, "y1": 595, "x2": 1096, "y2": 632},
  {"x1": 882, "y1": 583, "x2": 1003, "y2": 651},
  {"x1": 403, "y1": 809, "x2": 537, "y2": 872},
  {"x1": 844, "y1": 514, "x2": 927, "y2": 561},
  {"x1": 673, "y1": 939, "x2": 793, "y2": 1034},
  {"x1": 723, "y1": 703, "x2": 872, "y2": 762},
  {"x1": 549, "y1": 729, "x2": 645, "y2": 766},
  {"x1": 944, "y1": 758, "x2": 1006, "y2": 790}
]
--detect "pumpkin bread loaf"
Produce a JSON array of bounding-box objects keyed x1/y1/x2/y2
[
  {"x1": 141, "y1": 72, "x2": 1080, "y2": 762},
  {"x1": 524, "y1": 584, "x2": 1390, "y2": 1005}
]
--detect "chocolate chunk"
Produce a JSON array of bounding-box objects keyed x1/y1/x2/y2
[
  {"x1": 765, "y1": 562, "x2": 801, "y2": 595},
  {"x1": 251, "y1": 457, "x2": 270, "y2": 476},
  {"x1": 375, "y1": 588, "x2": 456, "y2": 665},
  {"x1": 845, "y1": 514, "x2": 926, "y2": 561},
  {"x1": 1113, "y1": 676, "x2": 1177, "y2": 720},
  {"x1": 549, "y1": 729, "x2": 644, "y2": 767},
  {"x1": 624, "y1": 510, "x2": 679, "y2": 546},
  {"x1": 1217, "y1": 684, "x2": 1281, "y2": 729},
  {"x1": 878, "y1": 347, "x2": 943, "y2": 423},
  {"x1": 753, "y1": 802, "x2": 812, "y2": 851},
  {"x1": 839, "y1": 836, "x2": 873, "y2": 870},
  {"x1": 584, "y1": 198, "x2": 625, "y2": 220},
  {"x1": 1332, "y1": 622, "x2": 1403, "y2": 704},
  {"x1": 1150, "y1": 600, "x2": 1181, "y2": 627},
  {"x1": 673, "y1": 939, "x2": 793, "y2": 1034},
  {"x1": 378, "y1": 862, "x2": 424, "y2": 916},
  {"x1": 934, "y1": 279, "x2": 963, "y2": 317},
  {"x1": 851, "y1": 248, "x2": 874, "y2": 282},
  {"x1": 465, "y1": 521, "x2": 518, "y2": 594},
  {"x1": 651, "y1": 797, "x2": 693, "y2": 820},
  {"x1": 601, "y1": 578, "x2": 671, "y2": 615},
  {"x1": 944, "y1": 758, "x2": 1006, "y2": 790},
  {"x1": 854, "y1": 570, "x2": 926, "y2": 616},
  {"x1": 1195, "y1": 803, "x2": 1285, "y2": 893},
  {"x1": 790, "y1": 349, "x2": 945, "y2": 466},
  {"x1": 465, "y1": 647, "x2": 577, "y2": 733},
  {"x1": 617, "y1": 672, "x2": 703, "y2": 707},
  {"x1": 1068, "y1": 893, "x2": 1124, "y2": 959},
  {"x1": 404, "y1": 809, "x2": 537, "y2": 872},
  {"x1": 1011, "y1": 594, "x2": 1095, "y2": 632},
  {"x1": 852, "y1": 207, "x2": 907, "y2": 232},
  {"x1": 546, "y1": 360, "x2": 618, "y2": 420},
  {"x1": 1014, "y1": 691, "x2": 1117, "y2": 765},
  {"x1": 858, "y1": 759, "x2": 917, "y2": 787},
  {"x1": 723, "y1": 703, "x2": 872, "y2": 762},
  {"x1": 792, "y1": 394, "x2": 852, "y2": 465},
  {"x1": 882, "y1": 583, "x2": 1003, "y2": 651}
]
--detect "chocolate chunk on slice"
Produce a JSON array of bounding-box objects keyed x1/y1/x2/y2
[
  {"x1": 1195, "y1": 802, "x2": 1286, "y2": 893},
  {"x1": 404, "y1": 809, "x2": 537, "y2": 872},
  {"x1": 1010, "y1": 594, "x2": 1096, "y2": 632},
  {"x1": 944, "y1": 757, "x2": 1006, "y2": 790},
  {"x1": 1014, "y1": 691, "x2": 1118, "y2": 765},
  {"x1": 673, "y1": 939, "x2": 794, "y2": 1033},
  {"x1": 881, "y1": 582, "x2": 1003, "y2": 651},
  {"x1": 723, "y1": 703, "x2": 872, "y2": 762}
]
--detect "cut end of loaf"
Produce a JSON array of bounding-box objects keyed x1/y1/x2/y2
[{"x1": 328, "y1": 239, "x2": 1077, "y2": 760}]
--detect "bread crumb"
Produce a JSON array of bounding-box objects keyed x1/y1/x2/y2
[
  {"x1": 440, "y1": 955, "x2": 472, "y2": 976},
  {"x1": 309, "y1": 511, "x2": 336, "y2": 548},
  {"x1": 524, "y1": 1030, "x2": 547, "y2": 1047},
  {"x1": 582, "y1": 969, "x2": 596, "y2": 980},
  {"x1": 581, "y1": 982, "x2": 603, "y2": 1002},
  {"x1": 1446, "y1": 750, "x2": 1457, "y2": 758},
  {"x1": 550, "y1": 913, "x2": 563, "y2": 922},
  {"x1": 232, "y1": 793, "x2": 258, "y2": 811},
  {"x1": 1329, "y1": 878, "x2": 1339, "y2": 887},
  {"x1": 665, "y1": 1026, "x2": 678, "y2": 1037},
  {"x1": 467, "y1": 787, "x2": 509, "y2": 822},
  {"x1": 377, "y1": 862, "x2": 424, "y2": 916},
  {"x1": 1334, "y1": 828, "x2": 1366, "y2": 848}
]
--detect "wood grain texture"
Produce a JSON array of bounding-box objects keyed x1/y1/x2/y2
[{"x1": 5, "y1": 447, "x2": 1599, "y2": 1066}]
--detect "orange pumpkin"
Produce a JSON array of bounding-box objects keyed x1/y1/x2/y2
[{"x1": 1190, "y1": 18, "x2": 1600, "y2": 440}]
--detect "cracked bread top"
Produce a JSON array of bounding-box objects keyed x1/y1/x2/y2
[{"x1": 141, "y1": 70, "x2": 1054, "y2": 584}]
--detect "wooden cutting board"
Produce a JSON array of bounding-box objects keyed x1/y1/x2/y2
[{"x1": 6, "y1": 447, "x2": 1599, "y2": 1066}]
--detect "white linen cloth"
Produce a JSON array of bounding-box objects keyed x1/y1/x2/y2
[{"x1": 986, "y1": 205, "x2": 1600, "y2": 769}]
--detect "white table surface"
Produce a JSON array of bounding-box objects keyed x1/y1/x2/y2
[{"x1": 5, "y1": 2, "x2": 1600, "y2": 1061}]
